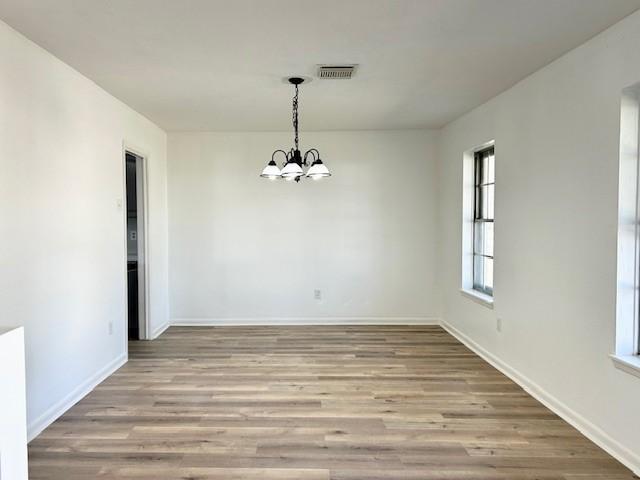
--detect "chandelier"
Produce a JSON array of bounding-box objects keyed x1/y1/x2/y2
[{"x1": 260, "y1": 77, "x2": 331, "y2": 182}]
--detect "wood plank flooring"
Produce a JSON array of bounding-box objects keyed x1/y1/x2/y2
[{"x1": 28, "y1": 325, "x2": 637, "y2": 479}]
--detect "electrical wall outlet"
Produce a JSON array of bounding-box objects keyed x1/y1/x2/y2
[
  {"x1": 314, "y1": 289, "x2": 322, "y2": 301},
  {"x1": 496, "y1": 317, "x2": 502, "y2": 333},
  {"x1": 108, "y1": 321, "x2": 113, "y2": 335}
]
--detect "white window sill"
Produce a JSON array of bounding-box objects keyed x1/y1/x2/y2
[
  {"x1": 611, "y1": 354, "x2": 640, "y2": 379},
  {"x1": 460, "y1": 288, "x2": 494, "y2": 309}
]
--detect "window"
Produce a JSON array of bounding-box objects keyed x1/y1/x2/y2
[
  {"x1": 473, "y1": 147, "x2": 495, "y2": 296},
  {"x1": 461, "y1": 141, "x2": 494, "y2": 307},
  {"x1": 613, "y1": 82, "x2": 640, "y2": 377}
]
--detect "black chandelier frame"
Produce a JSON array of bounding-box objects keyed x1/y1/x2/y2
[{"x1": 267, "y1": 77, "x2": 327, "y2": 182}]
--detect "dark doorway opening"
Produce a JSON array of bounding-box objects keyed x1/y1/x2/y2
[{"x1": 125, "y1": 151, "x2": 145, "y2": 340}]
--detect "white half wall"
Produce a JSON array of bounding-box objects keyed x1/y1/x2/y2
[
  {"x1": 0, "y1": 20, "x2": 169, "y2": 438},
  {"x1": 437, "y1": 10, "x2": 640, "y2": 473},
  {"x1": 168, "y1": 130, "x2": 440, "y2": 323},
  {"x1": 0, "y1": 327, "x2": 28, "y2": 480}
]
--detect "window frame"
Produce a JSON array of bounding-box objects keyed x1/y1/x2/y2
[
  {"x1": 612, "y1": 82, "x2": 640, "y2": 378},
  {"x1": 472, "y1": 147, "x2": 495, "y2": 297},
  {"x1": 461, "y1": 141, "x2": 495, "y2": 308}
]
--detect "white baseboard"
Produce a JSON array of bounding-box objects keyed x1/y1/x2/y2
[
  {"x1": 150, "y1": 321, "x2": 170, "y2": 339},
  {"x1": 171, "y1": 317, "x2": 441, "y2": 326},
  {"x1": 27, "y1": 352, "x2": 127, "y2": 442},
  {"x1": 440, "y1": 320, "x2": 640, "y2": 476}
]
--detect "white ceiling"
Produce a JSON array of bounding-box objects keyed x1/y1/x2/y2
[{"x1": 1, "y1": 0, "x2": 639, "y2": 131}]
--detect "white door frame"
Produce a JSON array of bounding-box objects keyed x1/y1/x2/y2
[{"x1": 122, "y1": 143, "x2": 150, "y2": 346}]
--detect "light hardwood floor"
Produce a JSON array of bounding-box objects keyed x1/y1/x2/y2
[{"x1": 28, "y1": 325, "x2": 637, "y2": 479}]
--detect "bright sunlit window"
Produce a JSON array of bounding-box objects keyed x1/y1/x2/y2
[
  {"x1": 613, "y1": 82, "x2": 640, "y2": 377},
  {"x1": 461, "y1": 141, "x2": 495, "y2": 307},
  {"x1": 473, "y1": 146, "x2": 495, "y2": 296}
]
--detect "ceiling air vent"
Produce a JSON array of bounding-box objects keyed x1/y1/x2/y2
[{"x1": 317, "y1": 65, "x2": 357, "y2": 79}]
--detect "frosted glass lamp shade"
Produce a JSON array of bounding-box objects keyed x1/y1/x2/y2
[
  {"x1": 280, "y1": 161, "x2": 304, "y2": 179},
  {"x1": 260, "y1": 160, "x2": 281, "y2": 179},
  {"x1": 306, "y1": 159, "x2": 331, "y2": 180}
]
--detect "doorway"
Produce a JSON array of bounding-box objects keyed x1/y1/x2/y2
[{"x1": 125, "y1": 151, "x2": 147, "y2": 340}]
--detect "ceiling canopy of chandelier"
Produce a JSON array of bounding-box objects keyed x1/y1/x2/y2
[{"x1": 260, "y1": 77, "x2": 331, "y2": 182}]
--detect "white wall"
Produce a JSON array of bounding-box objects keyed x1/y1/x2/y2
[
  {"x1": 437, "y1": 10, "x2": 640, "y2": 473},
  {"x1": 168, "y1": 130, "x2": 440, "y2": 323},
  {"x1": 0, "y1": 20, "x2": 169, "y2": 439},
  {"x1": 0, "y1": 327, "x2": 28, "y2": 480}
]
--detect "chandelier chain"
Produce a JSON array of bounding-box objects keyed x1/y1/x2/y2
[{"x1": 292, "y1": 84, "x2": 299, "y2": 150}]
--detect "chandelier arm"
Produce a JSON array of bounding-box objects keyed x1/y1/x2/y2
[
  {"x1": 306, "y1": 148, "x2": 320, "y2": 159},
  {"x1": 303, "y1": 149, "x2": 317, "y2": 166},
  {"x1": 271, "y1": 149, "x2": 289, "y2": 166}
]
